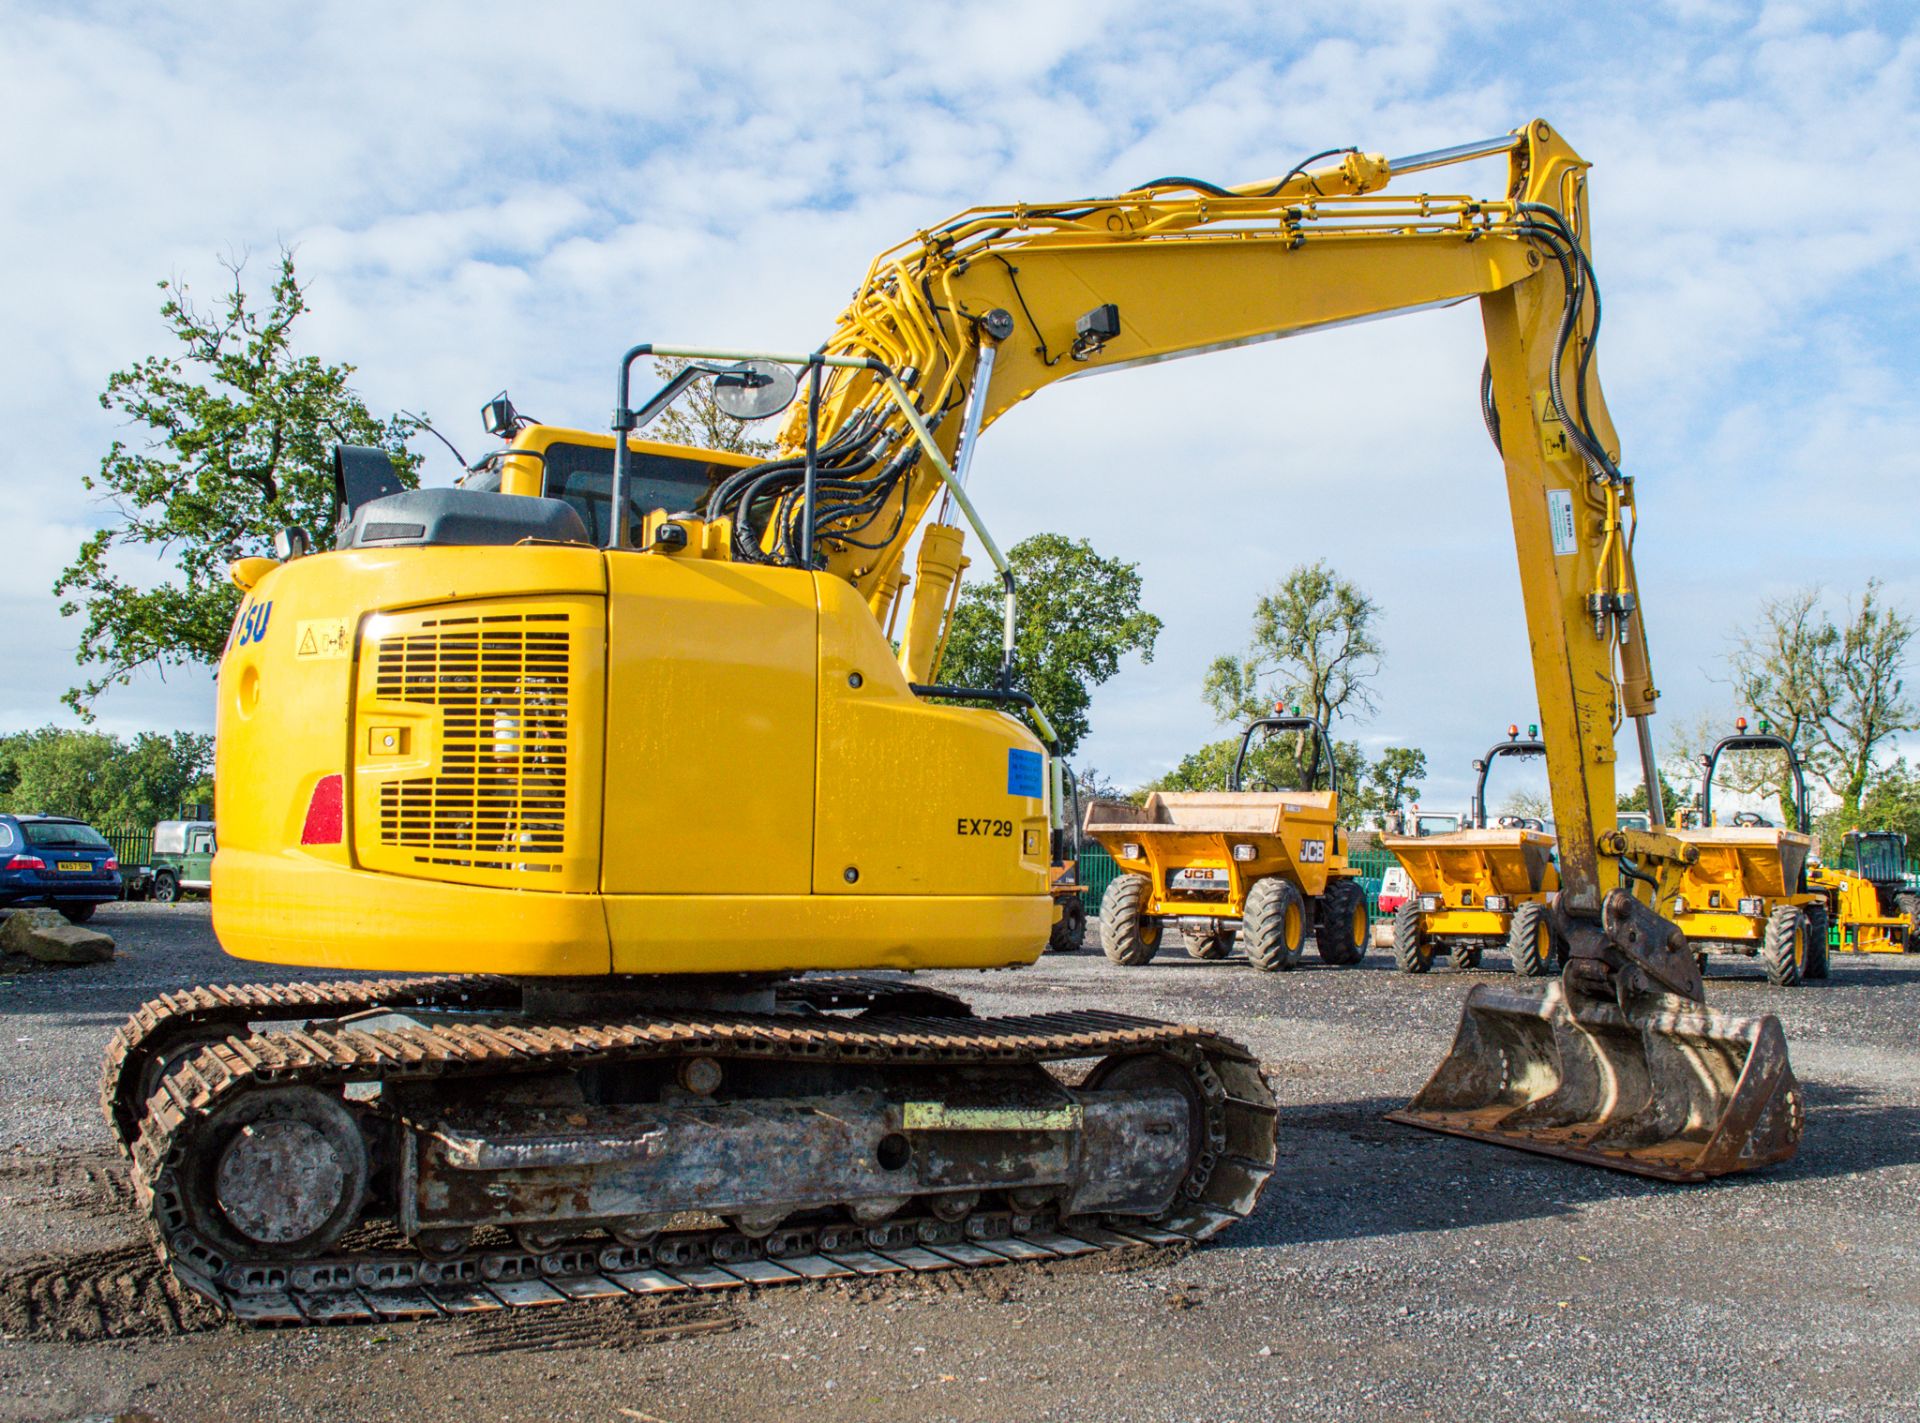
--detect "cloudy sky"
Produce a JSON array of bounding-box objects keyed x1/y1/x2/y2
[{"x1": 5, "y1": 0, "x2": 1916, "y2": 809}]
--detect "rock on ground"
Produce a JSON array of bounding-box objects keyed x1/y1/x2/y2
[{"x1": 0, "y1": 908, "x2": 115, "y2": 964}]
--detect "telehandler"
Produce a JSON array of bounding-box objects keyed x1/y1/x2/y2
[
  {"x1": 1808, "y1": 830, "x2": 1916, "y2": 953},
  {"x1": 1668, "y1": 720, "x2": 1828, "y2": 986},
  {"x1": 1384, "y1": 725, "x2": 1561, "y2": 977},
  {"x1": 103, "y1": 120, "x2": 1801, "y2": 1326},
  {"x1": 1087, "y1": 712, "x2": 1369, "y2": 971}
]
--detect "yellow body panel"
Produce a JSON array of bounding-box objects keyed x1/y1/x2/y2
[
  {"x1": 602, "y1": 557, "x2": 817, "y2": 895},
  {"x1": 1669, "y1": 827, "x2": 1814, "y2": 948},
  {"x1": 215, "y1": 542, "x2": 1049, "y2": 976},
  {"x1": 1379, "y1": 828, "x2": 1558, "y2": 938},
  {"x1": 1807, "y1": 864, "x2": 1911, "y2": 952},
  {"x1": 812, "y1": 575, "x2": 1049, "y2": 899},
  {"x1": 1085, "y1": 790, "x2": 1352, "y2": 919}
]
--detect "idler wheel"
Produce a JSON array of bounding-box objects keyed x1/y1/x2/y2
[{"x1": 193, "y1": 1086, "x2": 369, "y2": 1258}]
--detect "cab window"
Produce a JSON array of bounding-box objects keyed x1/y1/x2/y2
[{"x1": 542, "y1": 442, "x2": 744, "y2": 546}]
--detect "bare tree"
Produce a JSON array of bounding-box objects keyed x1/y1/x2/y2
[{"x1": 647, "y1": 357, "x2": 778, "y2": 457}]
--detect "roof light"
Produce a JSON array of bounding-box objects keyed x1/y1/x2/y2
[
  {"x1": 1735, "y1": 716, "x2": 1748, "y2": 732},
  {"x1": 1507, "y1": 724, "x2": 1519, "y2": 738},
  {"x1": 1528, "y1": 723, "x2": 1539, "y2": 738}
]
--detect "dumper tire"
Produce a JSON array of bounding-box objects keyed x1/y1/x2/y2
[
  {"x1": 1760, "y1": 905, "x2": 1808, "y2": 987},
  {"x1": 1314, "y1": 879, "x2": 1369, "y2": 966},
  {"x1": 1802, "y1": 901, "x2": 1830, "y2": 981},
  {"x1": 1897, "y1": 893, "x2": 1920, "y2": 950},
  {"x1": 1507, "y1": 901, "x2": 1554, "y2": 978},
  {"x1": 1448, "y1": 940, "x2": 1483, "y2": 972},
  {"x1": 1048, "y1": 896, "x2": 1087, "y2": 953},
  {"x1": 1393, "y1": 901, "x2": 1432, "y2": 974},
  {"x1": 1100, "y1": 874, "x2": 1163, "y2": 966},
  {"x1": 1243, "y1": 878, "x2": 1308, "y2": 972},
  {"x1": 1184, "y1": 924, "x2": 1235, "y2": 960}
]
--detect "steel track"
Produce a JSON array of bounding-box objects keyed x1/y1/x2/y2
[{"x1": 107, "y1": 977, "x2": 1277, "y2": 1326}]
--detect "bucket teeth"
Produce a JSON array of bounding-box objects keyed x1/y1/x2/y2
[{"x1": 1386, "y1": 979, "x2": 1803, "y2": 1182}]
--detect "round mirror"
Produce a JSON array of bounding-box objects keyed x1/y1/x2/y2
[{"x1": 711, "y1": 360, "x2": 798, "y2": 421}]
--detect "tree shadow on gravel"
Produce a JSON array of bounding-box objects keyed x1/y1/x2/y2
[{"x1": 1217, "y1": 1087, "x2": 1920, "y2": 1251}]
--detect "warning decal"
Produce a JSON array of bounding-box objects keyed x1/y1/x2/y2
[
  {"x1": 1546, "y1": 490, "x2": 1578, "y2": 557},
  {"x1": 295, "y1": 618, "x2": 351, "y2": 660}
]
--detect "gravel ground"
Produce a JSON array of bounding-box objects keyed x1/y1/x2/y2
[{"x1": 2, "y1": 902, "x2": 1917, "y2": 1423}]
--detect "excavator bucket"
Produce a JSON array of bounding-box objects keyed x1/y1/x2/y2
[{"x1": 1386, "y1": 980, "x2": 1802, "y2": 1181}]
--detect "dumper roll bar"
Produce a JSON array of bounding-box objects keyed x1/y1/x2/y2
[
  {"x1": 1699, "y1": 728, "x2": 1809, "y2": 835},
  {"x1": 1230, "y1": 716, "x2": 1338, "y2": 796},
  {"x1": 1469, "y1": 734, "x2": 1547, "y2": 829}
]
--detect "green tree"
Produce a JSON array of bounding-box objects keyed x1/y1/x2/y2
[
  {"x1": 0, "y1": 727, "x2": 213, "y2": 826},
  {"x1": 939, "y1": 534, "x2": 1162, "y2": 758},
  {"x1": 1618, "y1": 766, "x2": 1684, "y2": 821},
  {"x1": 1823, "y1": 759, "x2": 1920, "y2": 849},
  {"x1": 1203, "y1": 561, "x2": 1383, "y2": 726},
  {"x1": 1730, "y1": 581, "x2": 1916, "y2": 819},
  {"x1": 1365, "y1": 747, "x2": 1427, "y2": 818},
  {"x1": 56, "y1": 251, "x2": 424, "y2": 716},
  {"x1": 648, "y1": 357, "x2": 779, "y2": 457}
]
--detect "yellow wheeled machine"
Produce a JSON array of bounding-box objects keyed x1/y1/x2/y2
[
  {"x1": 1086, "y1": 713, "x2": 1369, "y2": 972},
  {"x1": 103, "y1": 120, "x2": 1803, "y2": 1328},
  {"x1": 1670, "y1": 721, "x2": 1827, "y2": 987},
  {"x1": 1809, "y1": 830, "x2": 1917, "y2": 953},
  {"x1": 1383, "y1": 726, "x2": 1561, "y2": 976}
]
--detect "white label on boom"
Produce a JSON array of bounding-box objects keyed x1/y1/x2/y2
[{"x1": 1547, "y1": 490, "x2": 1578, "y2": 556}]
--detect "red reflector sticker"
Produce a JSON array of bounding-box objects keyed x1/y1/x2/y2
[{"x1": 300, "y1": 774, "x2": 344, "y2": 845}]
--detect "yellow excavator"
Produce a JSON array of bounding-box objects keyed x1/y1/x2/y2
[{"x1": 103, "y1": 119, "x2": 1803, "y2": 1325}]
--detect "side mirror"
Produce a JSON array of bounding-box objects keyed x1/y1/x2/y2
[
  {"x1": 1472, "y1": 759, "x2": 1487, "y2": 772},
  {"x1": 333, "y1": 445, "x2": 405, "y2": 524},
  {"x1": 711, "y1": 360, "x2": 798, "y2": 421}
]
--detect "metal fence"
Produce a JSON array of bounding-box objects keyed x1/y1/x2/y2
[{"x1": 98, "y1": 826, "x2": 155, "y2": 869}]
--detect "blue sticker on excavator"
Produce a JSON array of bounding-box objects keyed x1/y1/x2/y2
[{"x1": 1006, "y1": 748, "x2": 1043, "y2": 799}]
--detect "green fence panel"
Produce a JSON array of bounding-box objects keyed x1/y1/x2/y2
[{"x1": 1075, "y1": 842, "x2": 1119, "y2": 912}]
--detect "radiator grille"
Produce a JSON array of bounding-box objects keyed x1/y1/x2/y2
[{"x1": 373, "y1": 611, "x2": 572, "y2": 872}]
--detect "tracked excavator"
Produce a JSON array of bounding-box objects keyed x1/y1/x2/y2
[{"x1": 105, "y1": 119, "x2": 1803, "y2": 1325}]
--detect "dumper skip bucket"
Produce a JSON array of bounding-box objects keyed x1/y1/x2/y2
[{"x1": 1387, "y1": 981, "x2": 1802, "y2": 1181}]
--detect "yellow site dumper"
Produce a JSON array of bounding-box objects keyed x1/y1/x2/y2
[
  {"x1": 1671, "y1": 720, "x2": 1826, "y2": 986},
  {"x1": 1384, "y1": 726, "x2": 1562, "y2": 976},
  {"x1": 1087, "y1": 713, "x2": 1368, "y2": 972},
  {"x1": 1809, "y1": 831, "x2": 1916, "y2": 953}
]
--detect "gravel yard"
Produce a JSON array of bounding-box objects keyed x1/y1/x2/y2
[{"x1": 2, "y1": 902, "x2": 1916, "y2": 1423}]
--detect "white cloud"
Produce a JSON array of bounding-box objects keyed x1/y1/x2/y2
[{"x1": 2, "y1": 0, "x2": 1915, "y2": 812}]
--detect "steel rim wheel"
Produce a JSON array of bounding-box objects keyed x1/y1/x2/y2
[{"x1": 191, "y1": 1086, "x2": 369, "y2": 1258}]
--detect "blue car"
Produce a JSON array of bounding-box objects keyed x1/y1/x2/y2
[{"x1": 0, "y1": 814, "x2": 121, "y2": 923}]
